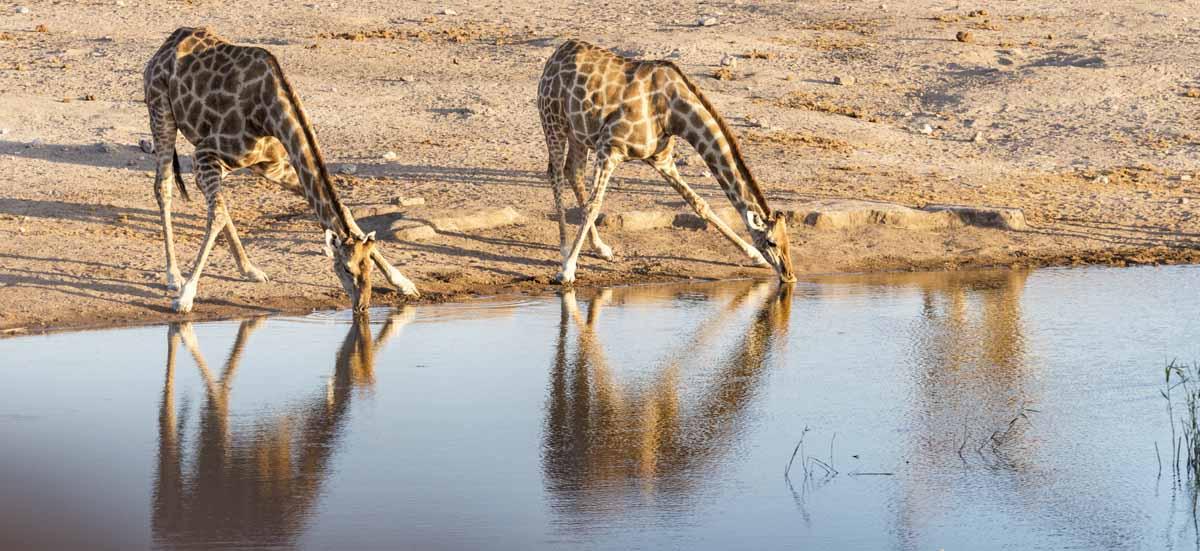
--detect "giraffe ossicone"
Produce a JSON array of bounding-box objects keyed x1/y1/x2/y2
[
  {"x1": 143, "y1": 27, "x2": 419, "y2": 315},
  {"x1": 536, "y1": 40, "x2": 796, "y2": 284}
]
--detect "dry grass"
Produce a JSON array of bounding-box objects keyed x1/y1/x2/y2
[
  {"x1": 743, "y1": 130, "x2": 853, "y2": 153},
  {"x1": 770, "y1": 91, "x2": 876, "y2": 121},
  {"x1": 317, "y1": 21, "x2": 531, "y2": 45}
]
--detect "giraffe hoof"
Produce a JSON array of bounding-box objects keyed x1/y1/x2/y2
[
  {"x1": 595, "y1": 244, "x2": 615, "y2": 261},
  {"x1": 244, "y1": 267, "x2": 269, "y2": 283},
  {"x1": 553, "y1": 271, "x2": 576, "y2": 286},
  {"x1": 171, "y1": 297, "x2": 194, "y2": 314}
]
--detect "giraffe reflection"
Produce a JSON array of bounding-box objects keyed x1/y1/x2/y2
[
  {"x1": 544, "y1": 281, "x2": 791, "y2": 516},
  {"x1": 152, "y1": 310, "x2": 410, "y2": 548}
]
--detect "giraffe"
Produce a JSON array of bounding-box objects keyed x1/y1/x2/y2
[
  {"x1": 143, "y1": 27, "x2": 419, "y2": 314},
  {"x1": 537, "y1": 40, "x2": 797, "y2": 285}
]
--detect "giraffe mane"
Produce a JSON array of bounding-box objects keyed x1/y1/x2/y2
[
  {"x1": 260, "y1": 51, "x2": 354, "y2": 237},
  {"x1": 659, "y1": 61, "x2": 773, "y2": 217}
]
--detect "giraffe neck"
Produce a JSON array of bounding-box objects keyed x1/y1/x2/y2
[
  {"x1": 261, "y1": 53, "x2": 359, "y2": 240},
  {"x1": 666, "y1": 66, "x2": 772, "y2": 221}
]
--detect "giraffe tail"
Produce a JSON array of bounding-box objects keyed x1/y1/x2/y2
[{"x1": 171, "y1": 148, "x2": 190, "y2": 202}]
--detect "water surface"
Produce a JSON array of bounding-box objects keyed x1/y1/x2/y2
[{"x1": 3, "y1": 266, "x2": 1200, "y2": 549}]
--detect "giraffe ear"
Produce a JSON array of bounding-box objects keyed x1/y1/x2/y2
[{"x1": 323, "y1": 229, "x2": 338, "y2": 257}]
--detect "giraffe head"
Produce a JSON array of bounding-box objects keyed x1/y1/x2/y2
[
  {"x1": 749, "y1": 211, "x2": 796, "y2": 283},
  {"x1": 325, "y1": 230, "x2": 377, "y2": 313}
]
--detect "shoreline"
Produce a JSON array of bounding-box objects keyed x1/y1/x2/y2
[{"x1": 4, "y1": 243, "x2": 1195, "y2": 338}]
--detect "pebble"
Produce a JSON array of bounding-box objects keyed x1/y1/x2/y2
[
  {"x1": 382, "y1": 151, "x2": 398, "y2": 160},
  {"x1": 139, "y1": 138, "x2": 154, "y2": 153},
  {"x1": 833, "y1": 75, "x2": 855, "y2": 86},
  {"x1": 1179, "y1": 197, "x2": 1189, "y2": 205},
  {"x1": 0, "y1": 128, "x2": 9, "y2": 136},
  {"x1": 95, "y1": 142, "x2": 117, "y2": 154},
  {"x1": 920, "y1": 124, "x2": 934, "y2": 135},
  {"x1": 338, "y1": 164, "x2": 358, "y2": 175},
  {"x1": 956, "y1": 31, "x2": 974, "y2": 43},
  {"x1": 698, "y1": 17, "x2": 719, "y2": 26},
  {"x1": 397, "y1": 197, "x2": 426, "y2": 207},
  {"x1": 972, "y1": 131, "x2": 986, "y2": 143},
  {"x1": 441, "y1": 8, "x2": 457, "y2": 15},
  {"x1": 1182, "y1": 174, "x2": 1194, "y2": 181},
  {"x1": 15, "y1": 6, "x2": 30, "y2": 14},
  {"x1": 1093, "y1": 175, "x2": 1110, "y2": 184},
  {"x1": 398, "y1": 75, "x2": 415, "y2": 83},
  {"x1": 720, "y1": 54, "x2": 737, "y2": 67}
]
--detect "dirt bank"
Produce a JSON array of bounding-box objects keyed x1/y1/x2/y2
[{"x1": 2, "y1": 1, "x2": 1199, "y2": 335}]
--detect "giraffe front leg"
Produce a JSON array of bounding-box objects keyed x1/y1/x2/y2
[
  {"x1": 653, "y1": 160, "x2": 769, "y2": 267},
  {"x1": 219, "y1": 213, "x2": 269, "y2": 283},
  {"x1": 370, "y1": 249, "x2": 420, "y2": 297},
  {"x1": 556, "y1": 152, "x2": 621, "y2": 285},
  {"x1": 173, "y1": 154, "x2": 227, "y2": 314}
]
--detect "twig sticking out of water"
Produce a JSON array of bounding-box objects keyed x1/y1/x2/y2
[{"x1": 784, "y1": 426, "x2": 810, "y2": 479}]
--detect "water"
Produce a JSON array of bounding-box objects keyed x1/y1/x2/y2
[{"x1": 4, "y1": 266, "x2": 1200, "y2": 550}]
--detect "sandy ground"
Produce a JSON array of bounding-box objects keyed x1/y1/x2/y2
[{"x1": 2, "y1": 0, "x2": 1199, "y2": 334}]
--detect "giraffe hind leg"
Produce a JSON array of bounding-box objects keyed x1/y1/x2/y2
[
  {"x1": 148, "y1": 103, "x2": 184, "y2": 291},
  {"x1": 542, "y1": 122, "x2": 572, "y2": 261},
  {"x1": 566, "y1": 141, "x2": 614, "y2": 261}
]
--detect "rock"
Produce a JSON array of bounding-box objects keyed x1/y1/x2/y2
[
  {"x1": 800, "y1": 199, "x2": 956, "y2": 231},
  {"x1": 95, "y1": 142, "x2": 117, "y2": 154},
  {"x1": 1183, "y1": 174, "x2": 1194, "y2": 181},
  {"x1": 1179, "y1": 197, "x2": 1189, "y2": 205},
  {"x1": 15, "y1": 6, "x2": 30, "y2": 14},
  {"x1": 972, "y1": 131, "x2": 986, "y2": 143},
  {"x1": 920, "y1": 124, "x2": 934, "y2": 135},
  {"x1": 393, "y1": 196, "x2": 425, "y2": 207},
  {"x1": 338, "y1": 164, "x2": 358, "y2": 175},
  {"x1": 698, "y1": 17, "x2": 719, "y2": 26},
  {"x1": 721, "y1": 54, "x2": 737, "y2": 67},
  {"x1": 833, "y1": 75, "x2": 855, "y2": 86},
  {"x1": 603, "y1": 210, "x2": 676, "y2": 231},
  {"x1": 0, "y1": 128, "x2": 9, "y2": 136},
  {"x1": 430, "y1": 206, "x2": 525, "y2": 232},
  {"x1": 398, "y1": 75, "x2": 415, "y2": 83},
  {"x1": 388, "y1": 221, "x2": 437, "y2": 241},
  {"x1": 921, "y1": 204, "x2": 1028, "y2": 231},
  {"x1": 1093, "y1": 175, "x2": 1110, "y2": 184},
  {"x1": 956, "y1": 31, "x2": 974, "y2": 43},
  {"x1": 382, "y1": 151, "x2": 398, "y2": 160},
  {"x1": 139, "y1": 138, "x2": 154, "y2": 153},
  {"x1": 441, "y1": 8, "x2": 457, "y2": 15}
]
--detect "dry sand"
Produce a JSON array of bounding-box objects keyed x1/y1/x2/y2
[{"x1": 2, "y1": 0, "x2": 1199, "y2": 334}]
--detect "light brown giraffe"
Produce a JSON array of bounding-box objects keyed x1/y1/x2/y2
[
  {"x1": 537, "y1": 40, "x2": 796, "y2": 284},
  {"x1": 143, "y1": 27, "x2": 419, "y2": 314}
]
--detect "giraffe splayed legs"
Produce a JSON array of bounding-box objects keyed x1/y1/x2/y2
[
  {"x1": 144, "y1": 27, "x2": 419, "y2": 314},
  {"x1": 538, "y1": 40, "x2": 794, "y2": 285}
]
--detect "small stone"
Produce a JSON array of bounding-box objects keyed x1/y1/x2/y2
[
  {"x1": 441, "y1": 8, "x2": 457, "y2": 15},
  {"x1": 115, "y1": 0, "x2": 125, "y2": 5},
  {"x1": 15, "y1": 6, "x2": 30, "y2": 14},
  {"x1": 956, "y1": 31, "x2": 974, "y2": 43},
  {"x1": 833, "y1": 75, "x2": 855, "y2": 86},
  {"x1": 920, "y1": 124, "x2": 934, "y2": 135},
  {"x1": 34, "y1": 24, "x2": 48, "y2": 33},
  {"x1": 398, "y1": 75, "x2": 415, "y2": 83},
  {"x1": 398, "y1": 197, "x2": 425, "y2": 207},
  {"x1": 972, "y1": 131, "x2": 986, "y2": 143},
  {"x1": 139, "y1": 139, "x2": 154, "y2": 153},
  {"x1": 1179, "y1": 197, "x2": 1189, "y2": 205},
  {"x1": 1093, "y1": 175, "x2": 1110, "y2": 185},
  {"x1": 382, "y1": 151, "x2": 398, "y2": 160},
  {"x1": 95, "y1": 142, "x2": 117, "y2": 154},
  {"x1": 338, "y1": 164, "x2": 358, "y2": 175},
  {"x1": 0, "y1": 128, "x2": 9, "y2": 136},
  {"x1": 720, "y1": 54, "x2": 737, "y2": 67},
  {"x1": 698, "y1": 16, "x2": 719, "y2": 27},
  {"x1": 1182, "y1": 174, "x2": 1194, "y2": 181}
]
